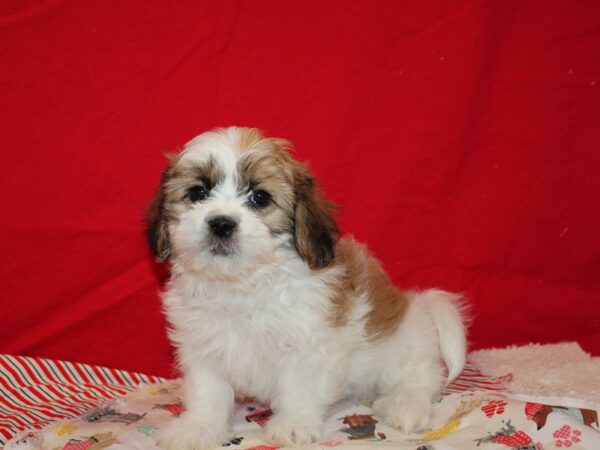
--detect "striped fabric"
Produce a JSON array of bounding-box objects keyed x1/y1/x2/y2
[
  {"x1": 444, "y1": 361, "x2": 510, "y2": 395},
  {"x1": 0, "y1": 354, "x2": 164, "y2": 445}
]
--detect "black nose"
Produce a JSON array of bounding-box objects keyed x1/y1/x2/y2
[{"x1": 207, "y1": 216, "x2": 237, "y2": 238}]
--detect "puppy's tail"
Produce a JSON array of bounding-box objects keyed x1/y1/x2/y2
[{"x1": 418, "y1": 289, "x2": 469, "y2": 384}]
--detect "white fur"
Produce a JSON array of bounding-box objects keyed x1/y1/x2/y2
[{"x1": 155, "y1": 127, "x2": 468, "y2": 449}]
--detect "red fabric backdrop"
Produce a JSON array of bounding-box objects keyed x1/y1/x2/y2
[{"x1": 1, "y1": 0, "x2": 599, "y2": 377}]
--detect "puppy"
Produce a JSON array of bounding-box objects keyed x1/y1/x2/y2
[{"x1": 147, "y1": 127, "x2": 467, "y2": 449}]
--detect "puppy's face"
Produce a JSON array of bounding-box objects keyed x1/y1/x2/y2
[{"x1": 147, "y1": 127, "x2": 337, "y2": 278}]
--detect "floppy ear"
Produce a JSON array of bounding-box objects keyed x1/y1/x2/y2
[
  {"x1": 146, "y1": 162, "x2": 175, "y2": 262},
  {"x1": 293, "y1": 165, "x2": 338, "y2": 269}
]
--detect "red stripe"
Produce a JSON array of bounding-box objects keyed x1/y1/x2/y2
[
  {"x1": 0, "y1": 373, "x2": 14, "y2": 392},
  {"x1": 44, "y1": 401, "x2": 80, "y2": 417},
  {"x1": 448, "y1": 381, "x2": 505, "y2": 392},
  {"x1": 454, "y1": 375, "x2": 504, "y2": 384},
  {"x1": 54, "y1": 382, "x2": 92, "y2": 398},
  {"x1": 102, "y1": 384, "x2": 130, "y2": 396},
  {"x1": 451, "y1": 379, "x2": 493, "y2": 386},
  {"x1": 71, "y1": 363, "x2": 93, "y2": 384},
  {"x1": 129, "y1": 371, "x2": 140, "y2": 384},
  {"x1": 459, "y1": 374, "x2": 503, "y2": 382},
  {"x1": 80, "y1": 383, "x2": 115, "y2": 400},
  {"x1": 0, "y1": 427, "x2": 13, "y2": 441},
  {"x1": 460, "y1": 378, "x2": 504, "y2": 386},
  {"x1": 90, "y1": 365, "x2": 110, "y2": 384},
  {"x1": 458, "y1": 373, "x2": 490, "y2": 379},
  {"x1": 55, "y1": 361, "x2": 78, "y2": 385},
  {"x1": 450, "y1": 381, "x2": 485, "y2": 388},
  {"x1": 109, "y1": 368, "x2": 126, "y2": 385},
  {"x1": 63, "y1": 384, "x2": 101, "y2": 402}
]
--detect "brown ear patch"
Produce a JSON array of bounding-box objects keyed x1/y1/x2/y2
[
  {"x1": 329, "y1": 238, "x2": 409, "y2": 339},
  {"x1": 146, "y1": 161, "x2": 176, "y2": 262},
  {"x1": 293, "y1": 165, "x2": 338, "y2": 269}
]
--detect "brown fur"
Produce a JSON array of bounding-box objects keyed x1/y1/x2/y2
[
  {"x1": 330, "y1": 238, "x2": 409, "y2": 339},
  {"x1": 235, "y1": 127, "x2": 266, "y2": 151},
  {"x1": 146, "y1": 158, "x2": 177, "y2": 261},
  {"x1": 171, "y1": 154, "x2": 224, "y2": 192},
  {"x1": 292, "y1": 163, "x2": 338, "y2": 269},
  {"x1": 237, "y1": 142, "x2": 296, "y2": 235},
  {"x1": 146, "y1": 154, "x2": 224, "y2": 261}
]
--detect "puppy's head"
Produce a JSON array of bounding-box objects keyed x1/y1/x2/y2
[{"x1": 147, "y1": 127, "x2": 337, "y2": 278}]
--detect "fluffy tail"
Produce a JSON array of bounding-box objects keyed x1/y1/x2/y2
[{"x1": 418, "y1": 289, "x2": 469, "y2": 384}]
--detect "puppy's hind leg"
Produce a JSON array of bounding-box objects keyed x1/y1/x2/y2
[
  {"x1": 372, "y1": 359, "x2": 445, "y2": 433},
  {"x1": 372, "y1": 290, "x2": 467, "y2": 433}
]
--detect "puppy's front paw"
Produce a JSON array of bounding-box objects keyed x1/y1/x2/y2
[
  {"x1": 156, "y1": 413, "x2": 228, "y2": 450},
  {"x1": 265, "y1": 415, "x2": 323, "y2": 447},
  {"x1": 372, "y1": 394, "x2": 431, "y2": 433}
]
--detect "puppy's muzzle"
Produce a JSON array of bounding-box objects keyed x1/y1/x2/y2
[{"x1": 207, "y1": 215, "x2": 238, "y2": 239}]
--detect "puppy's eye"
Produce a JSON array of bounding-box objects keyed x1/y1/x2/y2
[
  {"x1": 187, "y1": 185, "x2": 209, "y2": 202},
  {"x1": 250, "y1": 189, "x2": 271, "y2": 207}
]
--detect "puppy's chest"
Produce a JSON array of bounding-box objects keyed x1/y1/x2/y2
[
  {"x1": 181, "y1": 283, "x2": 327, "y2": 357},
  {"x1": 188, "y1": 287, "x2": 325, "y2": 398}
]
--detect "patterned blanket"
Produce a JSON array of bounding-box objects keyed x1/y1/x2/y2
[{"x1": 2, "y1": 355, "x2": 599, "y2": 449}]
